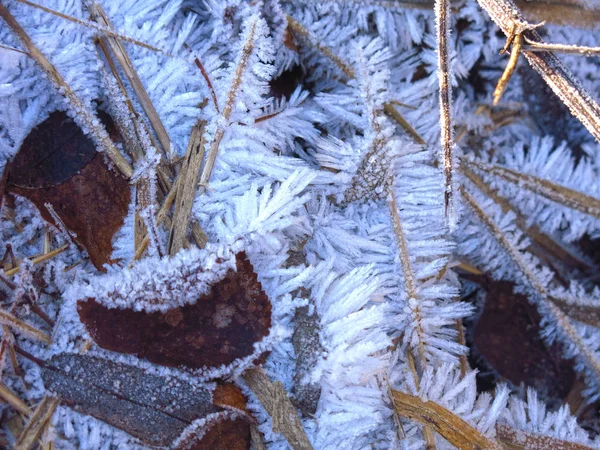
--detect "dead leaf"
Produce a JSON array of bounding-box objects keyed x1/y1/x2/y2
[
  {"x1": 41, "y1": 353, "x2": 250, "y2": 448},
  {"x1": 7, "y1": 111, "x2": 131, "y2": 270},
  {"x1": 77, "y1": 253, "x2": 272, "y2": 369}
]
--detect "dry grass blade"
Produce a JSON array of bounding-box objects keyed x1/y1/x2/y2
[
  {"x1": 461, "y1": 164, "x2": 590, "y2": 271},
  {"x1": 0, "y1": 382, "x2": 31, "y2": 416},
  {"x1": 383, "y1": 103, "x2": 425, "y2": 145},
  {"x1": 465, "y1": 158, "x2": 600, "y2": 218},
  {"x1": 15, "y1": 396, "x2": 59, "y2": 450},
  {"x1": 89, "y1": 2, "x2": 171, "y2": 156},
  {"x1": 168, "y1": 121, "x2": 206, "y2": 255},
  {"x1": 2, "y1": 244, "x2": 69, "y2": 277},
  {"x1": 0, "y1": 310, "x2": 51, "y2": 344},
  {"x1": 474, "y1": 0, "x2": 600, "y2": 142},
  {"x1": 0, "y1": 4, "x2": 132, "y2": 178},
  {"x1": 391, "y1": 390, "x2": 502, "y2": 449},
  {"x1": 286, "y1": 15, "x2": 355, "y2": 79},
  {"x1": 496, "y1": 423, "x2": 594, "y2": 450},
  {"x1": 242, "y1": 367, "x2": 313, "y2": 450},
  {"x1": 549, "y1": 296, "x2": 600, "y2": 329}
]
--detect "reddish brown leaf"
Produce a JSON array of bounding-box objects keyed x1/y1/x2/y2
[
  {"x1": 188, "y1": 417, "x2": 251, "y2": 450},
  {"x1": 7, "y1": 111, "x2": 130, "y2": 270},
  {"x1": 42, "y1": 353, "x2": 250, "y2": 448},
  {"x1": 213, "y1": 382, "x2": 248, "y2": 413},
  {"x1": 77, "y1": 253, "x2": 272, "y2": 369}
]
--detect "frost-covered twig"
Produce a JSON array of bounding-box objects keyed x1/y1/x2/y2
[
  {"x1": 199, "y1": 15, "x2": 260, "y2": 186},
  {"x1": 474, "y1": 0, "x2": 600, "y2": 142},
  {"x1": 465, "y1": 158, "x2": 600, "y2": 219},
  {"x1": 89, "y1": 1, "x2": 172, "y2": 156},
  {"x1": 434, "y1": 0, "x2": 455, "y2": 222}
]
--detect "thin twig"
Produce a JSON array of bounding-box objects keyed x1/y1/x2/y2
[
  {"x1": 523, "y1": 39, "x2": 600, "y2": 57},
  {"x1": 464, "y1": 158, "x2": 600, "y2": 218},
  {"x1": 15, "y1": 0, "x2": 170, "y2": 56},
  {"x1": 435, "y1": 0, "x2": 455, "y2": 222},
  {"x1": 243, "y1": 367, "x2": 313, "y2": 450},
  {"x1": 0, "y1": 381, "x2": 31, "y2": 415},
  {"x1": 474, "y1": 0, "x2": 600, "y2": 142}
]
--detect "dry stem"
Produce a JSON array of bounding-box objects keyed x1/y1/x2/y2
[{"x1": 474, "y1": 0, "x2": 600, "y2": 142}]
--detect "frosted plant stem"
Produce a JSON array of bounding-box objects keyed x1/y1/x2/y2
[
  {"x1": 523, "y1": 39, "x2": 600, "y2": 57},
  {"x1": 460, "y1": 185, "x2": 600, "y2": 383},
  {"x1": 435, "y1": 0, "x2": 455, "y2": 225},
  {"x1": 199, "y1": 17, "x2": 258, "y2": 187},
  {"x1": 465, "y1": 158, "x2": 600, "y2": 218},
  {"x1": 389, "y1": 188, "x2": 427, "y2": 365},
  {"x1": 89, "y1": 1, "x2": 171, "y2": 157},
  {"x1": 474, "y1": 0, "x2": 600, "y2": 142},
  {"x1": 0, "y1": 3, "x2": 133, "y2": 178}
]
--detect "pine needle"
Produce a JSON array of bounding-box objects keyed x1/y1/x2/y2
[
  {"x1": 15, "y1": 396, "x2": 59, "y2": 450},
  {"x1": 0, "y1": 310, "x2": 51, "y2": 344}
]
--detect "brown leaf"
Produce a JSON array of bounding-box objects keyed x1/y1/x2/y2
[
  {"x1": 7, "y1": 111, "x2": 131, "y2": 270},
  {"x1": 41, "y1": 353, "x2": 250, "y2": 448},
  {"x1": 77, "y1": 252, "x2": 271, "y2": 369}
]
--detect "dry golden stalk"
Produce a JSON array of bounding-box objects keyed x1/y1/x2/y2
[
  {"x1": 89, "y1": 2, "x2": 171, "y2": 156},
  {"x1": 2, "y1": 244, "x2": 70, "y2": 278},
  {"x1": 434, "y1": 0, "x2": 455, "y2": 221},
  {"x1": 242, "y1": 367, "x2": 313, "y2": 450},
  {"x1": 286, "y1": 15, "x2": 355, "y2": 79},
  {"x1": 464, "y1": 158, "x2": 600, "y2": 218},
  {"x1": 0, "y1": 310, "x2": 51, "y2": 344},
  {"x1": 0, "y1": 381, "x2": 31, "y2": 416},
  {"x1": 548, "y1": 295, "x2": 600, "y2": 329},
  {"x1": 493, "y1": 31, "x2": 523, "y2": 106},
  {"x1": 0, "y1": 3, "x2": 133, "y2": 178},
  {"x1": 383, "y1": 103, "x2": 426, "y2": 145},
  {"x1": 474, "y1": 0, "x2": 600, "y2": 142},
  {"x1": 391, "y1": 390, "x2": 503, "y2": 449},
  {"x1": 168, "y1": 122, "x2": 206, "y2": 255},
  {"x1": 495, "y1": 423, "x2": 594, "y2": 450},
  {"x1": 15, "y1": 396, "x2": 60, "y2": 450}
]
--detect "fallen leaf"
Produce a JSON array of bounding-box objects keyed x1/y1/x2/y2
[
  {"x1": 7, "y1": 111, "x2": 131, "y2": 270},
  {"x1": 77, "y1": 252, "x2": 272, "y2": 369},
  {"x1": 41, "y1": 353, "x2": 251, "y2": 448}
]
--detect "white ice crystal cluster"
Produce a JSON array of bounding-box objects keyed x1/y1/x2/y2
[{"x1": 2, "y1": 0, "x2": 600, "y2": 448}]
